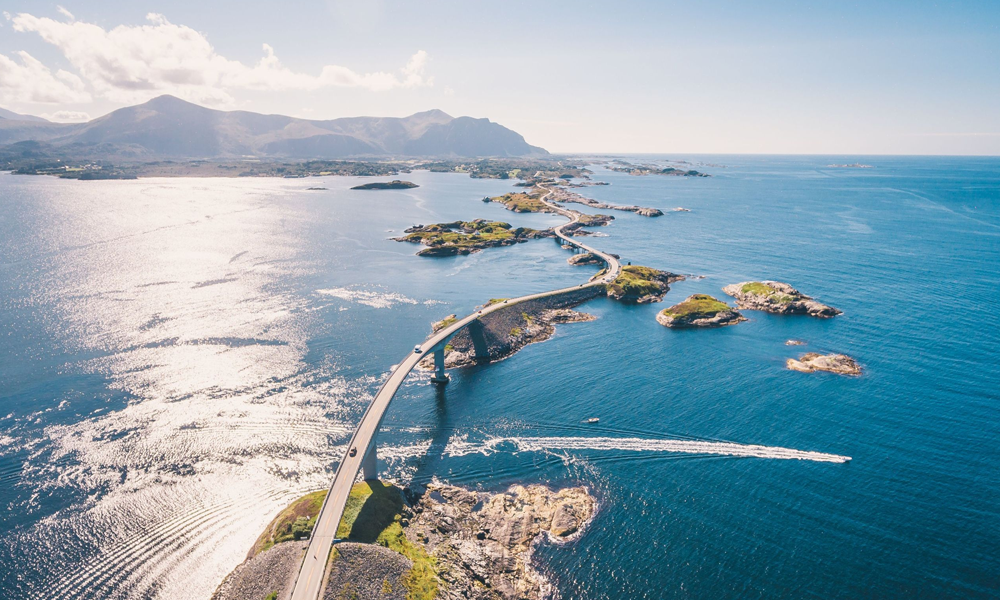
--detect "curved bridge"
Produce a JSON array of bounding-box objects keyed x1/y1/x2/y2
[{"x1": 290, "y1": 185, "x2": 622, "y2": 600}]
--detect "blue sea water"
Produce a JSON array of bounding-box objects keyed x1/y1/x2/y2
[{"x1": 0, "y1": 156, "x2": 998, "y2": 599}]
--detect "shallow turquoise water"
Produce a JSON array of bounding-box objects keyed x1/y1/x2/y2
[{"x1": 0, "y1": 157, "x2": 998, "y2": 599}]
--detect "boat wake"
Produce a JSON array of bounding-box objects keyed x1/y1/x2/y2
[{"x1": 444, "y1": 435, "x2": 850, "y2": 463}]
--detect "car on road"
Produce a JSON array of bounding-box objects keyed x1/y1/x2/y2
[
  {"x1": 349, "y1": 447, "x2": 357, "y2": 457},
  {"x1": 413, "y1": 345, "x2": 422, "y2": 354}
]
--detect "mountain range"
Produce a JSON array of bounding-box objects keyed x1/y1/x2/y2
[{"x1": 0, "y1": 96, "x2": 547, "y2": 160}]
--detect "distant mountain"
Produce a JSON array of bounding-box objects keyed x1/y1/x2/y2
[
  {"x1": 0, "y1": 107, "x2": 48, "y2": 123},
  {"x1": 0, "y1": 96, "x2": 547, "y2": 159}
]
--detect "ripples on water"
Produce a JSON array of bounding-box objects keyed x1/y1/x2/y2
[{"x1": 1, "y1": 159, "x2": 999, "y2": 599}]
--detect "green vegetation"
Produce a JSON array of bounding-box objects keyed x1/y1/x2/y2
[
  {"x1": 486, "y1": 298, "x2": 508, "y2": 306},
  {"x1": 399, "y1": 220, "x2": 541, "y2": 256},
  {"x1": 437, "y1": 316, "x2": 457, "y2": 329},
  {"x1": 741, "y1": 282, "x2": 795, "y2": 303},
  {"x1": 250, "y1": 490, "x2": 327, "y2": 556},
  {"x1": 660, "y1": 294, "x2": 731, "y2": 319},
  {"x1": 486, "y1": 192, "x2": 552, "y2": 213},
  {"x1": 336, "y1": 481, "x2": 438, "y2": 600},
  {"x1": 263, "y1": 593, "x2": 278, "y2": 600},
  {"x1": 607, "y1": 265, "x2": 667, "y2": 299},
  {"x1": 510, "y1": 327, "x2": 522, "y2": 336}
]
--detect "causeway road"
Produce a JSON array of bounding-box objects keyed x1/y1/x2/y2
[{"x1": 289, "y1": 183, "x2": 621, "y2": 600}]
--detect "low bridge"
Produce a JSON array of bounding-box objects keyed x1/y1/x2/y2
[{"x1": 289, "y1": 185, "x2": 622, "y2": 600}]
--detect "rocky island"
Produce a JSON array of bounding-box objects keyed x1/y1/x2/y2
[
  {"x1": 602, "y1": 265, "x2": 684, "y2": 303},
  {"x1": 351, "y1": 180, "x2": 419, "y2": 190},
  {"x1": 394, "y1": 220, "x2": 551, "y2": 256},
  {"x1": 213, "y1": 480, "x2": 595, "y2": 600},
  {"x1": 546, "y1": 186, "x2": 663, "y2": 217},
  {"x1": 423, "y1": 302, "x2": 597, "y2": 370},
  {"x1": 607, "y1": 160, "x2": 708, "y2": 177},
  {"x1": 786, "y1": 353, "x2": 861, "y2": 376},
  {"x1": 722, "y1": 281, "x2": 841, "y2": 317},
  {"x1": 656, "y1": 294, "x2": 746, "y2": 328}
]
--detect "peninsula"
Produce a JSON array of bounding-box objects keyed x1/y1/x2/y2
[{"x1": 213, "y1": 481, "x2": 594, "y2": 600}]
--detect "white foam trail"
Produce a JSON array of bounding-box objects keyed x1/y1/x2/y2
[{"x1": 445, "y1": 435, "x2": 850, "y2": 463}]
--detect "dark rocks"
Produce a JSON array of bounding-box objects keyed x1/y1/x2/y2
[
  {"x1": 322, "y1": 543, "x2": 411, "y2": 600},
  {"x1": 211, "y1": 541, "x2": 307, "y2": 600}
]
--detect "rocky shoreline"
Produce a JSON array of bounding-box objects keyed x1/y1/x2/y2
[
  {"x1": 722, "y1": 281, "x2": 841, "y2": 317},
  {"x1": 604, "y1": 265, "x2": 684, "y2": 303},
  {"x1": 547, "y1": 185, "x2": 663, "y2": 217},
  {"x1": 422, "y1": 305, "x2": 596, "y2": 371},
  {"x1": 213, "y1": 482, "x2": 595, "y2": 600},
  {"x1": 394, "y1": 220, "x2": 553, "y2": 256},
  {"x1": 656, "y1": 294, "x2": 746, "y2": 328},
  {"x1": 786, "y1": 353, "x2": 861, "y2": 376}
]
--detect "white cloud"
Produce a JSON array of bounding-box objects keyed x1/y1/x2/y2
[
  {"x1": 40, "y1": 109, "x2": 91, "y2": 122},
  {"x1": 10, "y1": 12, "x2": 431, "y2": 107},
  {"x1": 56, "y1": 6, "x2": 74, "y2": 20},
  {"x1": 0, "y1": 50, "x2": 91, "y2": 104}
]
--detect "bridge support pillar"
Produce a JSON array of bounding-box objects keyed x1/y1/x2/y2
[
  {"x1": 467, "y1": 319, "x2": 490, "y2": 363},
  {"x1": 430, "y1": 348, "x2": 449, "y2": 384},
  {"x1": 362, "y1": 441, "x2": 377, "y2": 481}
]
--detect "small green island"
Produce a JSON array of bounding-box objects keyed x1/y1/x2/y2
[
  {"x1": 351, "y1": 180, "x2": 419, "y2": 190},
  {"x1": 601, "y1": 265, "x2": 684, "y2": 303},
  {"x1": 393, "y1": 220, "x2": 551, "y2": 256},
  {"x1": 483, "y1": 191, "x2": 552, "y2": 213},
  {"x1": 656, "y1": 294, "x2": 747, "y2": 328},
  {"x1": 722, "y1": 281, "x2": 841, "y2": 317}
]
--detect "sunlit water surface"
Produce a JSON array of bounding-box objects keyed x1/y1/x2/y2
[{"x1": 1, "y1": 158, "x2": 998, "y2": 599}]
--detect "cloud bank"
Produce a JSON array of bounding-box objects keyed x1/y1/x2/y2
[{"x1": 2, "y1": 12, "x2": 430, "y2": 106}]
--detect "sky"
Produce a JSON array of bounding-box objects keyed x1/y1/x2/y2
[{"x1": 0, "y1": 0, "x2": 998, "y2": 155}]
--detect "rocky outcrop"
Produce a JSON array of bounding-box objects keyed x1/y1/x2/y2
[
  {"x1": 323, "y1": 543, "x2": 411, "y2": 600},
  {"x1": 786, "y1": 353, "x2": 861, "y2": 375},
  {"x1": 394, "y1": 220, "x2": 554, "y2": 256},
  {"x1": 785, "y1": 339, "x2": 806, "y2": 346},
  {"x1": 212, "y1": 540, "x2": 307, "y2": 600},
  {"x1": 567, "y1": 252, "x2": 603, "y2": 266},
  {"x1": 421, "y1": 294, "x2": 598, "y2": 370},
  {"x1": 656, "y1": 294, "x2": 746, "y2": 328},
  {"x1": 605, "y1": 265, "x2": 684, "y2": 303},
  {"x1": 403, "y1": 484, "x2": 595, "y2": 600},
  {"x1": 547, "y1": 186, "x2": 663, "y2": 217},
  {"x1": 722, "y1": 281, "x2": 841, "y2": 317}
]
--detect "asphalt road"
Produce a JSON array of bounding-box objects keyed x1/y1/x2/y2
[{"x1": 288, "y1": 183, "x2": 621, "y2": 600}]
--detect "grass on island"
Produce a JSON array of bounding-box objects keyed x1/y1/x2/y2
[
  {"x1": 741, "y1": 282, "x2": 795, "y2": 304},
  {"x1": 336, "y1": 481, "x2": 439, "y2": 600},
  {"x1": 660, "y1": 294, "x2": 731, "y2": 319},
  {"x1": 607, "y1": 265, "x2": 665, "y2": 298},
  {"x1": 575, "y1": 213, "x2": 612, "y2": 226},
  {"x1": 404, "y1": 221, "x2": 538, "y2": 252},
  {"x1": 434, "y1": 316, "x2": 457, "y2": 331},
  {"x1": 263, "y1": 593, "x2": 278, "y2": 600},
  {"x1": 250, "y1": 490, "x2": 327, "y2": 556},
  {"x1": 487, "y1": 192, "x2": 552, "y2": 213},
  {"x1": 486, "y1": 298, "x2": 508, "y2": 306}
]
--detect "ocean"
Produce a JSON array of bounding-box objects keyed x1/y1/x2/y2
[{"x1": 0, "y1": 156, "x2": 998, "y2": 599}]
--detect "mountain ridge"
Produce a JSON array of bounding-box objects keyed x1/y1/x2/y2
[{"x1": 0, "y1": 96, "x2": 547, "y2": 159}]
